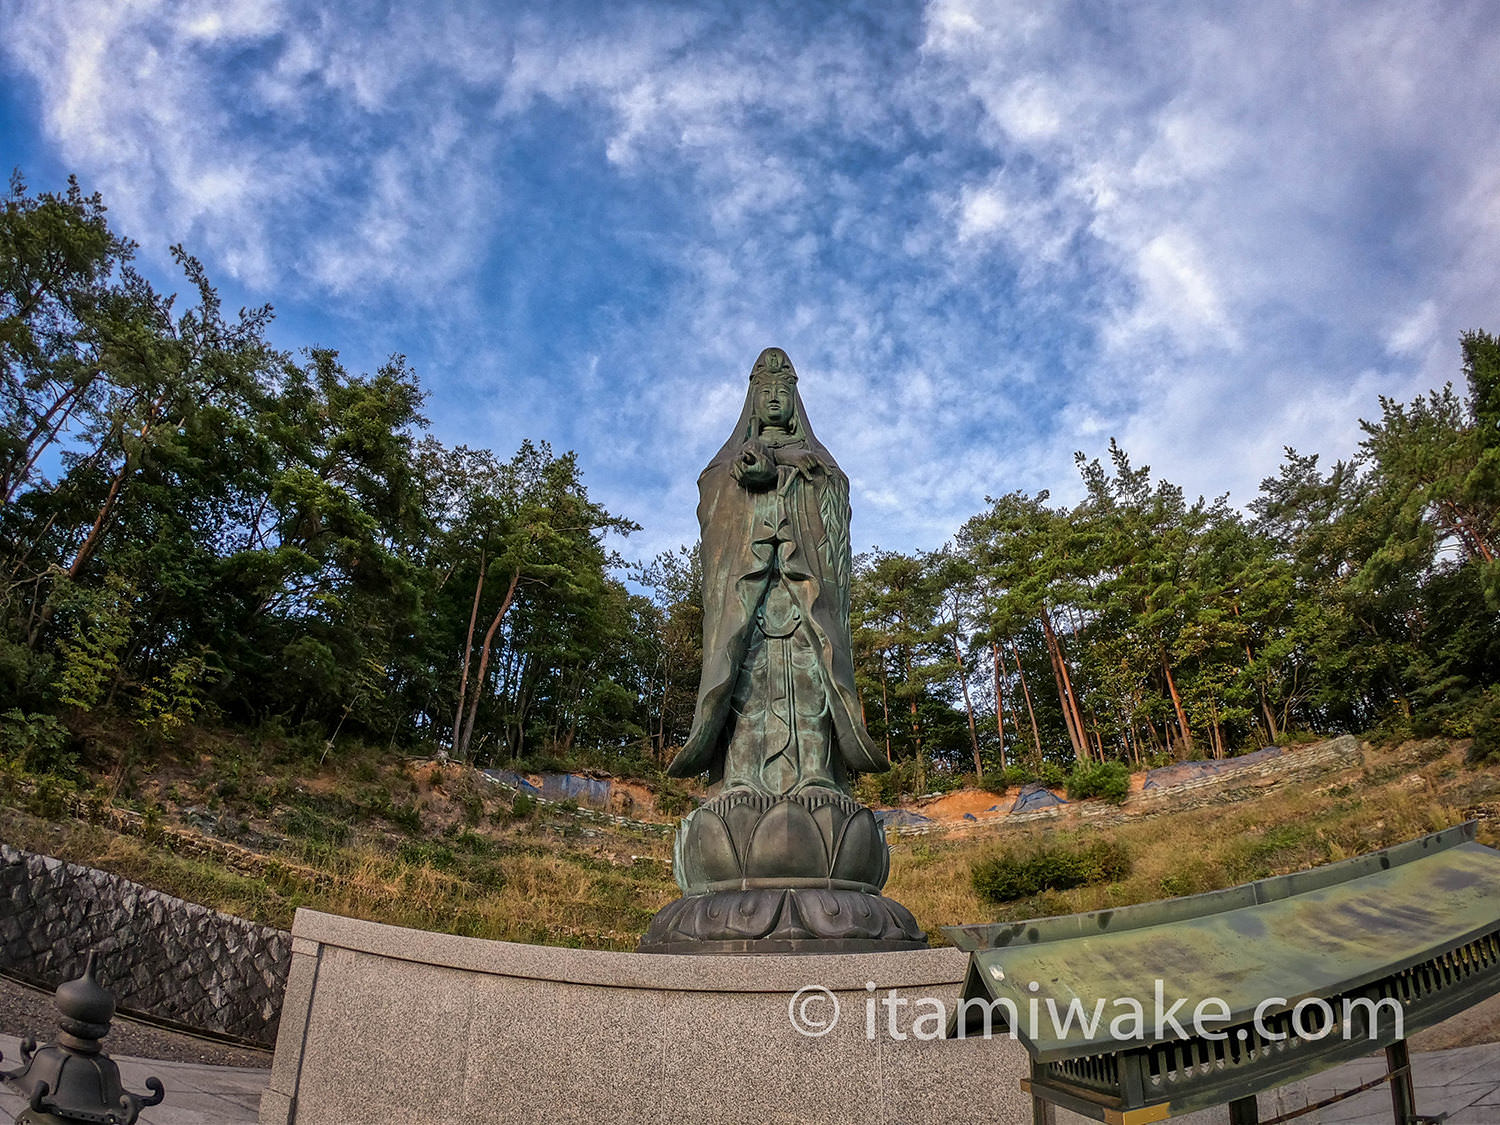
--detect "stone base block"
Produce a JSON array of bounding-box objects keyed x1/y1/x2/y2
[{"x1": 259, "y1": 909, "x2": 1030, "y2": 1125}]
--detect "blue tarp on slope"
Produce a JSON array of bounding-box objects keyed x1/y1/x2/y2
[
  {"x1": 538, "y1": 773, "x2": 613, "y2": 805},
  {"x1": 1010, "y1": 782, "x2": 1067, "y2": 813},
  {"x1": 874, "y1": 808, "x2": 935, "y2": 828},
  {"x1": 482, "y1": 770, "x2": 613, "y2": 807},
  {"x1": 484, "y1": 769, "x2": 540, "y2": 795},
  {"x1": 1141, "y1": 746, "x2": 1283, "y2": 789}
]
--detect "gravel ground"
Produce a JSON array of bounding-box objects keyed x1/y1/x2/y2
[{"x1": 0, "y1": 974, "x2": 272, "y2": 1069}]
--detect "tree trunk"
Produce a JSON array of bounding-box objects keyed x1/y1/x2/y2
[
  {"x1": 2, "y1": 379, "x2": 90, "y2": 505},
  {"x1": 1041, "y1": 609, "x2": 1088, "y2": 762},
  {"x1": 991, "y1": 642, "x2": 1007, "y2": 772},
  {"x1": 879, "y1": 654, "x2": 892, "y2": 763},
  {"x1": 899, "y1": 642, "x2": 925, "y2": 791},
  {"x1": 67, "y1": 463, "x2": 128, "y2": 579},
  {"x1": 450, "y1": 551, "x2": 487, "y2": 756},
  {"x1": 1011, "y1": 642, "x2": 1043, "y2": 764},
  {"x1": 1231, "y1": 601, "x2": 1279, "y2": 745},
  {"x1": 658, "y1": 673, "x2": 669, "y2": 760},
  {"x1": 457, "y1": 567, "x2": 520, "y2": 762},
  {"x1": 952, "y1": 630, "x2": 982, "y2": 777},
  {"x1": 1161, "y1": 653, "x2": 1194, "y2": 758},
  {"x1": 1057, "y1": 633, "x2": 1090, "y2": 762}
]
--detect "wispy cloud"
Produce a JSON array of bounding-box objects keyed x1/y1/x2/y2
[{"x1": 3, "y1": 0, "x2": 1497, "y2": 561}]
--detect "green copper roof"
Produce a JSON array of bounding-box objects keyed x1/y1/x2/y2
[{"x1": 945, "y1": 822, "x2": 1500, "y2": 1061}]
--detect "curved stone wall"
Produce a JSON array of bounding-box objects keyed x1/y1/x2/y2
[
  {"x1": 260, "y1": 909, "x2": 1031, "y2": 1124},
  {"x1": 0, "y1": 843, "x2": 289, "y2": 1047}
]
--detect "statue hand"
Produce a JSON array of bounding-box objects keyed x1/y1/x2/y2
[
  {"x1": 730, "y1": 440, "x2": 777, "y2": 489},
  {"x1": 775, "y1": 445, "x2": 817, "y2": 475}
]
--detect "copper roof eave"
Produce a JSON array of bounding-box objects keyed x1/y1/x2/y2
[{"x1": 944, "y1": 822, "x2": 1500, "y2": 1061}]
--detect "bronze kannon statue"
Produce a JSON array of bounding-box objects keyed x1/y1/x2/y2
[
  {"x1": 642, "y1": 347, "x2": 925, "y2": 954},
  {"x1": 668, "y1": 346, "x2": 887, "y2": 797}
]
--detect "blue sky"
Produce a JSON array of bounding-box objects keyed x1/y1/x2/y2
[{"x1": 4, "y1": 0, "x2": 1498, "y2": 564}]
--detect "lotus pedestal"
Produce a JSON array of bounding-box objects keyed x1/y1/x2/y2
[{"x1": 639, "y1": 790, "x2": 926, "y2": 954}]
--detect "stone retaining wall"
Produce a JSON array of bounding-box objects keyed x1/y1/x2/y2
[
  {"x1": 0, "y1": 843, "x2": 290, "y2": 1047},
  {"x1": 889, "y1": 735, "x2": 1365, "y2": 837}
]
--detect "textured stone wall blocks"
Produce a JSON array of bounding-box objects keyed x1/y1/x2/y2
[{"x1": 0, "y1": 842, "x2": 291, "y2": 1046}]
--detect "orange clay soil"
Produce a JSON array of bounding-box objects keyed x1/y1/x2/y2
[{"x1": 911, "y1": 787, "x2": 1018, "y2": 821}]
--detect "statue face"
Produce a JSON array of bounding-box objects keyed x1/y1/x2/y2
[{"x1": 755, "y1": 379, "x2": 794, "y2": 428}]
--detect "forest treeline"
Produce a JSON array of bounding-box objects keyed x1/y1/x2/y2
[{"x1": 2, "y1": 176, "x2": 1497, "y2": 792}]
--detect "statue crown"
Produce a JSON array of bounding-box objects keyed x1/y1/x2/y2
[{"x1": 750, "y1": 347, "x2": 797, "y2": 383}]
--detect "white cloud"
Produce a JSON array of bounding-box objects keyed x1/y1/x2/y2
[{"x1": 4, "y1": 0, "x2": 1499, "y2": 559}]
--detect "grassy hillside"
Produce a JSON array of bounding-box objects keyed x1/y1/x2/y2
[
  {"x1": 2, "y1": 725, "x2": 1497, "y2": 951},
  {"x1": 0, "y1": 720, "x2": 679, "y2": 949},
  {"x1": 887, "y1": 737, "x2": 1499, "y2": 935}
]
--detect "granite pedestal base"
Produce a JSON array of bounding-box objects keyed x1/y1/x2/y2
[{"x1": 259, "y1": 909, "x2": 1030, "y2": 1125}]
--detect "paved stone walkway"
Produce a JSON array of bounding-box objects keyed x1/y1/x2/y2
[
  {"x1": 4, "y1": 1032, "x2": 1498, "y2": 1122},
  {"x1": 1060, "y1": 1041, "x2": 1500, "y2": 1124},
  {"x1": 0, "y1": 1033, "x2": 268, "y2": 1125}
]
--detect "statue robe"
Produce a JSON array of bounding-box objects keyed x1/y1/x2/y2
[{"x1": 668, "y1": 359, "x2": 888, "y2": 789}]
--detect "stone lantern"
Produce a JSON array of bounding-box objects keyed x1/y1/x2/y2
[{"x1": 0, "y1": 952, "x2": 165, "y2": 1124}]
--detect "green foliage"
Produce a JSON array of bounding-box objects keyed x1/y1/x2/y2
[
  {"x1": 1065, "y1": 760, "x2": 1131, "y2": 804},
  {"x1": 49, "y1": 572, "x2": 134, "y2": 709},
  {"x1": 1, "y1": 169, "x2": 1496, "y2": 795},
  {"x1": 28, "y1": 773, "x2": 79, "y2": 819},
  {"x1": 972, "y1": 839, "x2": 1132, "y2": 903},
  {"x1": 137, "y1": 652, "x2": 218, "y2": 737},
  {"x1": 653, "y1": 783, "x2": 695, "y2": 817},
  {"x1": 1466, "y1": 690, "x2": 1500, "y2": 766},
  {"x1": 0, "y1": 709, "x2": 72, "y2": 773},
  {"x1": 852, "y1": 757, "x2": 924, "y2": 806},
  {"x1": 1037, "y1": 760, "x2": 1067, "y2": 788},
  {"x1": 511, "y1": 792, "x2": 537, "y2": 818}
]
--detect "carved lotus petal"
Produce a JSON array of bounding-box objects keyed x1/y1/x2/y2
[
  {"x1": 744, "y1": 799, "x2": 828, "y2": 879},
  {"x1": 721, "y1": 799, "x2": 765, "y2": 854},
  {"x1": 810, "y1": 801, "x2": 843, "y2": 857},
  {"x1": 830, "y1": 807, "x2": 887, "y2": 886},
  {"x1": 677, "y1": 809, "x2": 740, "y2": 893}
]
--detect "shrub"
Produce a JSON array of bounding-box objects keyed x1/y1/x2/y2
[
  {"x1": 972, "y1": 839, "x2": 1132, "y2": 903},
  {"x1": 511, "y1": 792, "x2": 537, "y2": 818},
  {"x1": 1065, "y1": 760, "x2": 1131, "y2": 804},
  {"x1": 0, "y1": 709, "x2": 73, "y2": 774},
  {"x1": 978, "y1": 764, "x2": 1031, "y2": 794},
  {"x1": 655, "y1": 784, "x2": 694, "y2": 818},
  {"x1": 1466, "y1": 691, "x2": 1500, "y2": 766},
  {"x1": 1037, "y1": 760, "x2": 1067, "y2": 788}
]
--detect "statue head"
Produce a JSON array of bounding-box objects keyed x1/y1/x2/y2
[{"x1": 749, "y1": 347, "x2": 798, "y2": 433}]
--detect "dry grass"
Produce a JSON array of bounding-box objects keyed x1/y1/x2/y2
[
  {"x1": 3, "y1": 735, "x2": 1496, "y2": 953},
  {"x1": 888, "y1": 738, "x2": 1500, "y2": 944}
]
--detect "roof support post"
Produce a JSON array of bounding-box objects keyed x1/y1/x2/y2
[{"x1": 1385, "y1": 1040, "x2": 1417, "y2": 1125}]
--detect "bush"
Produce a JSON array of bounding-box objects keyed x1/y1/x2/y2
[
  {"x1": 0, "y1": 709, "x2": 74, "y2": 774},
  {"x1": 511, "y1": 792, "x2": 537, "y2": 818},
  {"x1": 972, "y1": 839, "x2": 1132, "y2": 903},
  {"x1": 978, "y1": 764, "x2": 1030, "y2": 794},
  {"x1": 1037, "y1": 760, "x2": 1067, "y2": 788},
  {"x1": 1465, "y1": 691, "x2": 1500, "y2": 766},
  {"x1": 1065, "y1": 760, "x2": 1131, "y2": 804},
  {"x1": 654, "y1": 784, "x2": 695, "y2": 818}
]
